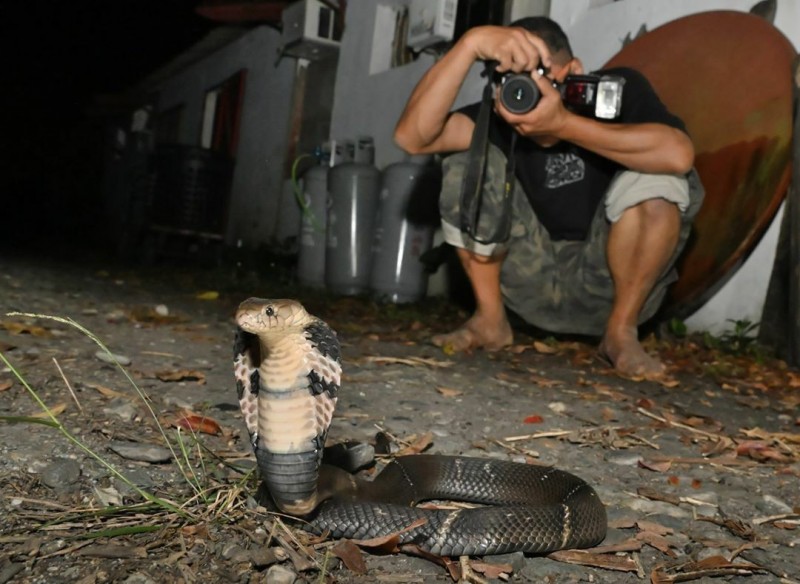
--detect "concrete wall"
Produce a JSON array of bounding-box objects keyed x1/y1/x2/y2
[{"x1": 154, "y1": 26, "x2": 296, "y2": 246}]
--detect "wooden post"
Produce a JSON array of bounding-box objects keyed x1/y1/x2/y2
[{"x1": 788, "y1": 55, "x2": 800, "y2": 365}]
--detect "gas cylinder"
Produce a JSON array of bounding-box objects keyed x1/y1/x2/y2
[
  {"x1": 370, "y1": 156, "x2": 440, "y2": 303},
  {"x1": 325, "y1": 137, "x2": 381, "y2": 296},
  {"x1": 296, "y1": 151, "x2": 329, "y2": 289}
]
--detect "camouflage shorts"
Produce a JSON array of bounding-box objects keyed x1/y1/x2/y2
[{"x1": 439, "y1": 144, "x2": 705, "y2": 335}]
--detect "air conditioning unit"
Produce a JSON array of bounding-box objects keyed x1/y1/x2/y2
[
  {"x1": 281, "y1": 0, "x2": 342, "y2": 60},
  {"x1": 407, "y1": 0, "x2": 458, "y2": 51}
]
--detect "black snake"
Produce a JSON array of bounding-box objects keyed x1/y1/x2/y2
[{"x1": 234, "y1": 298, "x2": 607, "y2": 556}]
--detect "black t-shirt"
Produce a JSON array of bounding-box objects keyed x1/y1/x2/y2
[{"x1": 457, "y1": 67, "x2": 687, "y2": 241}]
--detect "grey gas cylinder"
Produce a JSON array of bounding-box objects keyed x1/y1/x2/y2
[
  {"x1": 325, "y1": 138, "x2": 381, "y2": 296},
  {"x1": 296, "y1": 163, "x2": 329, "y2": 288},
  {"x1": 370, "y1": 158, "x2": 438, "y2": 303}
]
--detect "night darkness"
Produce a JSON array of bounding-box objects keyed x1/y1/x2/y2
[{"x1": 2, "y1": 1, "x2": 214, "y2": 252}]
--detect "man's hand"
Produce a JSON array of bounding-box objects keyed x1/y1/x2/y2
[
  {"x1": 495, "y1": 69, "x2": 570, "y2": 140},
  {"x1": 463, "y1": 26, "x2": 552, "y2": 74}
]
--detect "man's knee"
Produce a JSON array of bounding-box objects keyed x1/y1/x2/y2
[{"x1": 605, "y1": 171, "x2": 690, "y2": 223}]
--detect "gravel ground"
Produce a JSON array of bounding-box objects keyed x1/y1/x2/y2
[{"x1": 1, "y1": 251, "x2": 799, "y2": 583}]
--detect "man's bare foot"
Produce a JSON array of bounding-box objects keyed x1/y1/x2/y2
[
  {"x1": 431, "y1": 313, "x2": 513, "y2": 353},
  {"x1": 599, "y1": 326, "x2": 665, "y2": 379}
]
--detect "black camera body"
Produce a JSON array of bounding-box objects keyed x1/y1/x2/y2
[{"x1": 499, "y1": 70, "x2": 625, "y2": 119}]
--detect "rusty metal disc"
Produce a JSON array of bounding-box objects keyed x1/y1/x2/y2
[{"x1": 604, "y1": 10, "x2": 795, "y2": 316}]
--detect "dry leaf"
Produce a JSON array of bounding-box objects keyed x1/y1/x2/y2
[
  {"x1": 0, "y1": 380, "x2": 12, "y2": 392},
  {"x1": 523, "y1": 414, "x2": 544, "y2": 424},
  {"x1": 638, "y1": 459, "x2": 672, "y2": 473},
  {"x1": 533, "y1": 340, "x2": 559, "y2": 354},
  {"x1": 636, "y1": 520, "x2": 673, "y2": 536},
  {"x1": 155, "y1": 369, "x2": 206, "y2": 384},
  {"x1": 330, "y1": 540, "x2": 367, "y2": 573},
  {"x1": 548, "y1": 549, "x2": 639, "y2": 572},
  {"x1": 195, "y1": 291, "x2": 219, "y2": 300},
  {"x1": 528, "y1": 374, "x2": 564, "y2": 388},
  {"x1": 0, "y1": 321, "x2": 52, "y2": 337},
  {"x1": 636, "y1": 531, "x2": 676, "y2": 556},
  {"x1": 395, "y1": 432, "x2": 434, "y2": 456},
  {"x1": 85, "y1": 383, "x2": 128, "y2": 399},
  {"x1": 31, "y1": 402, "x2": 67, "y2": 418},
  {"x1": 172, "y1": 413, "x2": 223, "y2": 435},
  {"x1": 352, "y1": 518, "x2": 427, "y2": 552},
  {"x1": 470, "y1": 559, "x2": 513, "y2": 579},
  {"x1": 435, "y1": 386, "x2": 463, "y2": 397}
]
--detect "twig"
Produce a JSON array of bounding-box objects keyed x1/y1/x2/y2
[
  {"x1": 459, "y1": 556, "x2": 488, "y2": 584},
  {"x1": 636, "y1": 407, "x2": 725, "y2": 440},
  {"x1": 53, "y1": 357, "x2": 82, "y2": 413},
  {"x1": 504, "y1": 430, "x2": 572, "y2": 442}
]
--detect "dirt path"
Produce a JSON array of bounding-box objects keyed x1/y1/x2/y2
[{"x1": 1, "y1": 253, "x2": 798, "y2": 583}]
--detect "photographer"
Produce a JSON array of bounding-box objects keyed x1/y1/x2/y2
[{"x1": 394, "y1": 16, "x2": 704, "y2": 379}]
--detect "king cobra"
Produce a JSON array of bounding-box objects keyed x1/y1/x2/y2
[{"x1": 234, "y1": 298, "x2": 607, "y2": 556}]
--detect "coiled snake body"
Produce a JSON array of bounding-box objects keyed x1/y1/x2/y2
[{"x1": 234, "y1": 298, "x2": 607, "y2": 556}]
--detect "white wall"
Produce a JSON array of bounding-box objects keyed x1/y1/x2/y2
[{"x1": 154, "y1": 26, "x2": 297, "y2": 246}]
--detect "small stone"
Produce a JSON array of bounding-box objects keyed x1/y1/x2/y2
[
  {"x1": 109, "y1": 441, "x2": 172, "y2": 463},
  {"x1": 606, "y1": 453, "x2": 642, "y2": 466},
  {"x1": 265, "y1": 564, "x2": 296, "y2": 584},
  {"x1": 122, "y1": 574, "x2": 158, "y2": 584},
  {"x1": 759, "y1": 494, "x2": 793, "y2": 514},
  {"x1": 220, "y1": 542, "x2": 249, "y2": 562},
  {"x1": 103, "y1": 398, "x2": 137, "y2": 421},
  {"x1": 95, "y1": 351, "x2": 132, "y2": 366},
  {"x1": 40, "y1": 459, "x2": 81, "y2": 489},
  {"x1": 114, "y1": 469, "x2": 155, "y2": 496},
  {"x1": 249, "y1": 547, "x2": 279, "y2": 568},
  {"x1": 154, "y1": 304, "x2": 169, "y2": 316}
]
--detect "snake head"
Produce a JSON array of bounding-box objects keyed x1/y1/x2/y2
[{"x1": 235, "y1": 298, "x2": 313, "y2": 334}]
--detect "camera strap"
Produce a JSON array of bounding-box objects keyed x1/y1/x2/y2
[{"x1": 459, "y1": 63, "x2": 516, "y2": 245}]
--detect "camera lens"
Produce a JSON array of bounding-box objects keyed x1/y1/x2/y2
[{"x1": 500, "y1": 74, "x2": 541, "y2": 114}]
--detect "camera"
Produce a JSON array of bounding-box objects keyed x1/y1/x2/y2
[{"x1": 499, "y1": 69, "x2": 625, "y2": 119}]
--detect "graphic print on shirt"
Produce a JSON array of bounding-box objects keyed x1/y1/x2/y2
[{"x1": 544, "y1": 153, "x2": 585, "y2": 189}]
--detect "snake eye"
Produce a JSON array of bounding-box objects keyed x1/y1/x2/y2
[{"x1": 265, "y1": 306, "x2": 275, "y2": 317}]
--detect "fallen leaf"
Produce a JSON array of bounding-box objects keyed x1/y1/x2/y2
[
  {"x1": 351, "y1": 518, "x2": 427, "y2": 552},
  {"x1": 85, "y1": 383, "x2": 128, "y2": 399},
  {"x1": 330, "y1": 540, "x2": 366, "y2": 573},
  {"x1": 533, "y1": 340, "x2": 559, "y2": 354},
  {"x1": 195, "y1": 291, "x2": 219, "y2": 300},
  {"x1": 0, "y1": 321, "x2": 52, "y2": 337},
  {"x1": 470, "y1": 559, "x2": 512, "y2": 579},
  {"x1": 31, "y1": 403, "x2": 67, "y2": 418},
  {"x1": 638, "y1": 459, "x2": 672, "y2": 473},
  {"x1": 735, "y1": 440, "x2": 793, "y2": 463},
  {"x1": 523, "y1": 414, "x2": 544, "y2": 424},
  {"x1": 528, "y1": 374, "x2": 564, "y2": 388},
  {"x1": 435, "y1": 386, "x2": 463, "y2": 397},
  {"x1": 548, "y1": 550, "x2": 639, "y2": 572},
  {"x1": 636, "y1": 520, "x2": 673, "y2": 536},
  {"x1": 636, "y1": 531, "x2": 676, "y2": 556},
  {"x1": 395, "y1": 432, "x2": 434, "y2": 456},
  {"x1": 0, "y1": 380, "x2": 12, "y2": 392},
  {"x1": 181, "y1": 524, "x2": 209, "y2": 538},
  {"x1": 155, "y1": 369, "x2": 206, "y2": 384},
  {"x1": 172, "y1": 413, "x2": 223, "y2": 435}
]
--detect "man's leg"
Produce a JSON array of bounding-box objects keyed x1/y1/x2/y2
[
  {"x1": 600, "y1": 198, "x2": 681, "y2": 377},
  {"x1": 431, "y1": 248, "x2": 514, "y2": 351}
]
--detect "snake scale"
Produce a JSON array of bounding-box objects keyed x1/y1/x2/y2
[{"x1": 234, "y1": 298, "x2": 607, "y2": 556}]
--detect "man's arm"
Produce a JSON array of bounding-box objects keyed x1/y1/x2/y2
[
  {"x1": 394, "y1": 26, "x2": 553, "y2": 155},
  {"x1": 497, "y1": 70, "x2": 695, "y2": 174}
]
